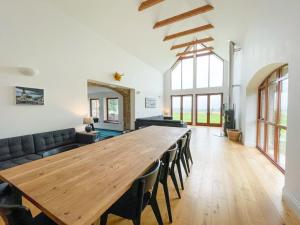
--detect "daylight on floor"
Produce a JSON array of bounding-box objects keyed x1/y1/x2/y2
[{"x1": 0, "y1": 0, "x2": 299, "y2": 225}]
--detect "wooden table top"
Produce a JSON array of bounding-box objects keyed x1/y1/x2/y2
[{"x1": 0, "y1": 126, "x2": 189, "y2": 225}]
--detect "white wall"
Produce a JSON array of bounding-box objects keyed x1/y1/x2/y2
[
  {"x1": 236, "y1": 0, "x2": 300, "y2": 217},
  {"x1": 88, "y1": 91, "x2": 124, "y2": 131},
  {"x1": 0, "y1": 0, "x2": 163, "y2": 139}
]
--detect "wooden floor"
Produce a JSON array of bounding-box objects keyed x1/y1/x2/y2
[{"x1": 1, "y1": 126, "x2": 300, "y2": 225}]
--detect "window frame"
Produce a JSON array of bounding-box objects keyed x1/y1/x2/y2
[
  {"x1": 90, "y1": 98, "x2": 100, "y2": 118},
  {"x1": 196, "y1": 54, "x2": 224, "y2": 88},
  {"x1": 195, "y1": 93, "x2": 223, "y2": 127},
  {"x1": 105, "y1": 97, "x2": 119, "y2": 123},
  {"x1": 170, "y1": 95, "x2": 193, "y2": 125},
  {"x1": 171, "y1": 58, "x2": 194, "y2": 90},
  {"x1": 256, "y1": 64, "x2": 288, "y2": 173}
]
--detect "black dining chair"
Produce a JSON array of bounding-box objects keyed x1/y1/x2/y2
[
  {"x1": 0, "y1": 204, "x2": 58, "y2": 225},
  {"x1": 0, "y1": 183, "x2": 58, "y2": 225},
  {"x1": 171, "y1": 135, "x2": 188, "y2": 190},
  {"x1": 184, "y1": 130, "x2": 193, "y2": 173},
  {"x1": 100, "y1": 161, "x2": 163, "y2": 225},
  {"x1": 0, "y1": 183, "x2": 22, "y2": 206},
  {"x1": 159, "y1": 144, "x2": 179, "y2": 223}
]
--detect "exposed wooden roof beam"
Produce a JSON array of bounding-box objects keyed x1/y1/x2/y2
[
  {"x1": 154, "y1": 4, "x2": 214, "y2": 29},
  {"x1": 171, "y1": 37, "x2": 214, "y2": 50},
  {"x1": 138, "y1": 0, "x2": 165, "y2": 11},
  {"x1": 163, "y1": 24, "x2": 214, "y2": 41},
  {"x1": 179, "y1": 52, "x2": 212, "y2": 60},
  {"x1": 176, "y1": 47, "x2": 214, "y2": 57}
]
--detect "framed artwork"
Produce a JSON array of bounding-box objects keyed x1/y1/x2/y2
[
  {"x1": 145, "y1": 98, "x2": 157, "y2": 108},
  {"x1": 16, "y1": 86, "x2": 44, "y2": 105}
]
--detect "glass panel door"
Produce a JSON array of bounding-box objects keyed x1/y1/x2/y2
[
  {"x1": 280, "y1": 79, "x2": 288, "y2": 126},
  {"x1": 256, "y1": 65, "x2": 288, "y2": 172},
  {"x1": 278, "y1": 128, "x2": 287, "y2": 168},
  {"x1": 196, "y1": 93, "x2": 223, "y2": 126},
  {"x1": 196, "y1": 95, "x2": 208, "y2": 124},
  {"x1": 171, "y1": 96, "x2": 181, "y2": 121},
  {"x1": 209, "y1": 94, "x2": 222, "y2": 125},
  {"x1": 257, "y1": 121, "x2": 265, "y2": 150},
  {"x1": 182, "y1": 96, "x2": 192, "y2": 124},
  {"x1": 267, "y1": 125, "x2": 275, "y2": 159},
  {"x1": 171, "y1": 95, "x2": 193, "y2": 125}
]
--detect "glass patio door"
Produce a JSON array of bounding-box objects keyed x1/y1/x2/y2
[
  {"x1": 171, "y1": 95, "x2": 193, "y2": 125},
  {"x1": 196, "y1": 93, "x2": 223, "y2": 126}
]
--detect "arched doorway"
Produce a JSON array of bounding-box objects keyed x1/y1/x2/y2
[{"x1": 87, "y1": 80, "x2": 134, "y2": 131}]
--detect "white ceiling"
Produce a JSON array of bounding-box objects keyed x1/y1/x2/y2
[{"x1": 47, "y1": 0, "x2": 254, "y2": 73}]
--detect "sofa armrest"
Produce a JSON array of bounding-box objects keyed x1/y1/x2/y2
[{"x1": 76, "y1": 132, "x2": 96, "y2": 144}]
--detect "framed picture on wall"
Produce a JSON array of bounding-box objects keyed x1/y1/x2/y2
[
  {"x1": 145, "y1": 98, "x2": 157, "y2": 108},
  {"x1": 15, "y1": 86, "x2": 44, "y2": 105}
]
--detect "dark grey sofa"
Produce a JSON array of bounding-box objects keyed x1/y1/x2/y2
[
  {"x1": 135, "y1": 115, "x2": 187, "y2": 129},
  {"x1": 0, "y1": 135, "x2": 42, "y2": 170},
  {"x1": 0, "y1": 128, "x2": 95, "y2": 171}
]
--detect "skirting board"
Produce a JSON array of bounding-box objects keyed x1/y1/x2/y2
[{"x1": 283, "y1": 186, "x2": 300, "y2": 219}]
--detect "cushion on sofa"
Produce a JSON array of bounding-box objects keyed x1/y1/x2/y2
[
  {"x1": 0, "y1": 135, "x2": 35, "y2": 162},
  {"x1": 37, "y1": 143, "x2": 83, "y2": 158},
  {"x1": 33, "y1": 128, "x2": 76, "y2": 153},
  {"x1": 0, "y1": 154, "x2": 42, "y2": 170}
]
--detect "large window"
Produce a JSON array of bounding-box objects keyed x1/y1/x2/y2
[
  {"x1": 257, "y1": 65, "x2": 288, "y2": 172},
  {"x1": 171, "y1": 53, "x2": 224, "y2": 90},
  {"x1": 106, "y1": 98, "x2": 119, "y2": 122},
  {"x1": 196, "y1": 54, "x2": 224, "y2": 88},
  {"x1": 171, "y1": 58, "x2": 193, "y2": 90},
  {"x1": 90, "y1": 99, "x2": 100, "y2": 118}
]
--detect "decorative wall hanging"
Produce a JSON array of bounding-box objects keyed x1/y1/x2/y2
[
  {"x1": 145, "y1": 98, "x2": 157, "y2": 108},
  {"x1": 15, "y1": 86, "x2": 44, "y2": 105},
  {"x1": 114, "y1": 72, "x2": 124, "y2": 81}
]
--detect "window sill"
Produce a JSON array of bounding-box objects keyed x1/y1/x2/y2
[{"x1": 104, "y1": 120, "x2": 120, "y2": 124}]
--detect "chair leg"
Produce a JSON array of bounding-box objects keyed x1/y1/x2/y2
[
  {"x1": 180, "y1": 155, "x2": 189, "y2": 177},
  {"x1": 176, "y1": 161, "x2": 184, "y2": 190},
  {"x1": 162, "y1": 182, "x2": 173, "y2": 223},
  {"x1": 187, "y1": 146, "x2": 193, "y2": 164},
  {"x1": 170, "y1": 169, "x2": 181, "y2": 199},
  {"x1": 132, "y1": 217, "x2": 141, "y2": 225},
  {"x1": 100, "y1": 213, "x2": 108, "y2": 225},
  {"x1": 150, "y1": 199, "x2": 163, "y2": 225},
  {"x1": 184, "y1": 151, "x2": 190, "y2": 173}
]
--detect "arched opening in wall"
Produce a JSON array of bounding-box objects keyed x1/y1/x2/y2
[
  {"x1": 87, "y1": 81, "x2": 135, "y2": 138},
  {"x1": 252, "y1": 64, "x2": 288, "y2": 172}
]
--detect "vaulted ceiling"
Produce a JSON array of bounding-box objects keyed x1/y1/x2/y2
[{"x1": 47, "y1": 0, "x2": 254, "y2": 73}]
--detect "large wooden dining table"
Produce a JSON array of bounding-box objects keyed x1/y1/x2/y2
[{"x1": 0, "y1": 126, "x2": 189, "y2": 225}]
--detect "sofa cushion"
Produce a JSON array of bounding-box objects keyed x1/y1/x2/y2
[
  {"x1": 0, "y1": 154, "x2": 42, "y2": 170},
  {"x1": 37, "y1": 143, "x2": 83, "y2": 158},
  {"x1": 33, "y1": 128, "x2": 76, "y2": 153},
  {"x1": 0, "y1": 135, "x2": 35, "y2": 162}
]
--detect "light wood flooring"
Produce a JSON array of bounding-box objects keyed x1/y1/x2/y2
[{"x1": 1, "y1": 126, "x2": 300, "y2": 225}]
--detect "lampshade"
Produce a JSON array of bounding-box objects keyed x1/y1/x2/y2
[{"x1": 83, "y1": 117, "x2": 93, "y2": 124}]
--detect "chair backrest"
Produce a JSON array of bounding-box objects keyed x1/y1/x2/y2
[
  {"x1": 0, "y1": 204, "x2": 34, "y2": 225},
  {"x1": 160, "y1": 144, "x2": 178, "y2": 181},
  {"x1": 138, "y1": 161, "x2": 161, "y2": 193},
  {"x1": 186, "y1": 130, "x2": 192, "y2": 147},
  {"x1": 177, "y1": 135, "x2": 187, "y2": 159},
  {"x1": 127, "y1": 161, "x2": 161, "y2": 218}
]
